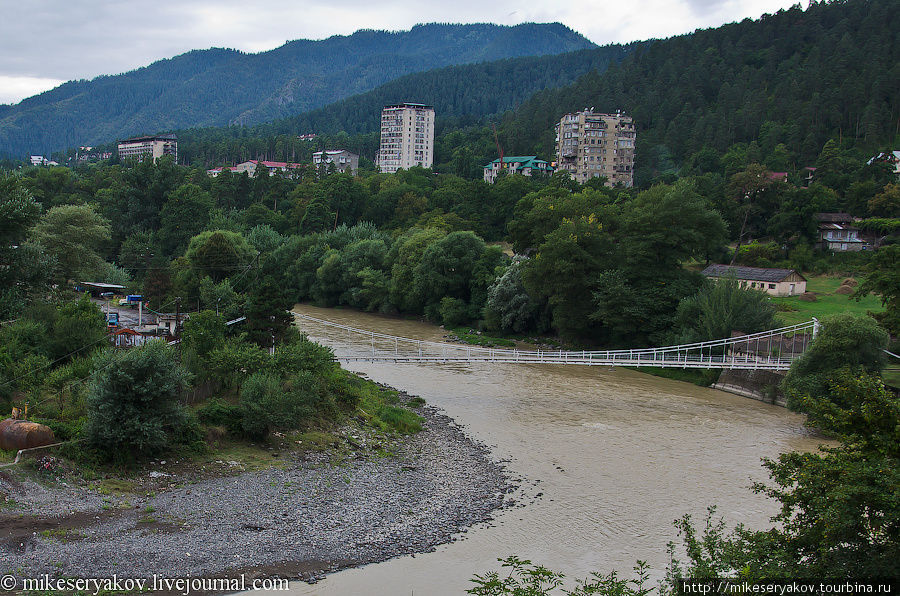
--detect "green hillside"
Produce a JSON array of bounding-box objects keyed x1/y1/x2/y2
[{"x1": 0, "y1": 22, "x2": 594, "y2": 158}]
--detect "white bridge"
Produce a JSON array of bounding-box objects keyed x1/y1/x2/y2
[{"x1": 293, "y1": 313, "x2": 819, "y2": 371}]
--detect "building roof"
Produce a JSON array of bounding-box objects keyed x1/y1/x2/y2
[
  {"x1": 483, "y1": 156, "x2": 551, "y2": 169},
  {"x1": 701, "y1": 264, "x2": 805, "y2": 283},
  {"x1": 819, "y1": 222, "x2": 860, "y2": 231},
  {"x1": 79, "y1": 281, "x2": 126, "y2": 290},
  {"x1": 119, "y1": 133, "x2": 177, "y2": 143},
  {"x1": 384, "y1": 102, "x2": 433, "y2": 110},
  {"x1": 313, "y1": 150, "x2": 357, "y2": 156},
  {"x1": 815, "y1": 212, "x2": 854, "y2": 223}
]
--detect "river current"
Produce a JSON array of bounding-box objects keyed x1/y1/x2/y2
[{"x1": 283, "y1": 304, "x2": 823, "y2": 595}]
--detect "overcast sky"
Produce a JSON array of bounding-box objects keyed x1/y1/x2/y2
[{"x1": 0, "y1": 0, "x2": 805, "y2": 105}]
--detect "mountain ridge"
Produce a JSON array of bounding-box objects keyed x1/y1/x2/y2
[{"x1": 0, "y1": 22, "x2": 593, "y2": 157}]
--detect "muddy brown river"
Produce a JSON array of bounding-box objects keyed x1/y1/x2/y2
[{"x1": 282, "y1": 305, "x2": 823, "y2": 595}]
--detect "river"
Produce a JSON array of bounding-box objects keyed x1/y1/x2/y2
[{"x1": 285, "y1": 304, "x2": 823, "y2": 595}]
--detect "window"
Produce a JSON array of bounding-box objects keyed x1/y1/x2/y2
[{"x1": 768, "y1": 283, "x2": 776, "y2": 289}]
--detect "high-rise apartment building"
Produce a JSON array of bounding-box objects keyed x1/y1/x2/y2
[
  {"x1": 376, "y1": 103, "x2": 434, "y2": 173},
  {"x1": 555, "y1": 110, "x2": 635, "y2": 187},
  {"x1": 117, "y1": 134, "x2": 177, "y2": 162}
]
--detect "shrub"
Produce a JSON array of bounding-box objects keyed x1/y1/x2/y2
[{"x1": 84, "y1": 341, "x2": 191, "y2": 462}]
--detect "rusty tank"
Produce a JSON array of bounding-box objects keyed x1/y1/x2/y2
[{"x1": 0, "y1": 419, "x2": 56, "y2": 451}]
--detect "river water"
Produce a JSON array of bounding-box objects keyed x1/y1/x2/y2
[{"x1": 285, "y1": 304, "x2": 823, "y2": 595}]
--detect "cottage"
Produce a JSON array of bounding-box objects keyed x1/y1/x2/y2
[
  {"x1": 701, "y1": 264, "x2": 807, "y2": 297},
  {"x1": 814, "y1": 213, "x2": 866, "y2": 251}
]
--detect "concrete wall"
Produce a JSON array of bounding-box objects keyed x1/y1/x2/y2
[{"x1": 713, "y1": 369, "x2": 787, "y2": 406}]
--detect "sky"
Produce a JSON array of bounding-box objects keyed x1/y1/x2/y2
[{"x1": 0, "y1": 0, "x2": 805, "y2": 105}]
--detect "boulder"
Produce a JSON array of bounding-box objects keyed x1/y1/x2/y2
[{"x1": 0, "y1": 419, "x2": 56, "y2": 452}]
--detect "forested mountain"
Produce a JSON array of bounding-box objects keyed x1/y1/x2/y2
[
  {"x1": 0, "y1": 22, "x2": 593, "y2": 158},
  {"x1": 489, "y1": 0, "x2": 899, "y2": 184},
  {"x1": 174, "y1": 44, "x2": 639, "y2": 166},
  {"x1": 135, "y1": 0, "x2": 898, "y2": 178}
]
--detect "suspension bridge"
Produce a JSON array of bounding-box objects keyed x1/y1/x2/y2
[{"x1": 293, "y1": 313, "x2": 819, "y2": 371}]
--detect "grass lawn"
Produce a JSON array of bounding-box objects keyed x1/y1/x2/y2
[{"x1": 772, "y1": 275, "x2": 884, "y2": 326}]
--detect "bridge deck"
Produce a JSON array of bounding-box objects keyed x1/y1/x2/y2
[{"x1": 294, "y1": 312, "x2": 817, "y2": 371}]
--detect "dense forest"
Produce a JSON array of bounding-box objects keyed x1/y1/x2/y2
[
  {"x1": 111, "y1": 0, "x2": 899, "y2": 182},
  {"x1": 0, "y1": 22, "x2": 594, "y2": 158}
]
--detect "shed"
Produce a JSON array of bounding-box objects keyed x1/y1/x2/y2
[{"x1": 701, "y1": 264, "x2": 807, "y2": 297}]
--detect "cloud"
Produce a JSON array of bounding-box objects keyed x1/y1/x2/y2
[{"x1": 0, "y1": 76, "x2": 66, "y2": 105}]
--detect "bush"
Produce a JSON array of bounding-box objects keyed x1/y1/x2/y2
[
  {"x1": 196, "y1": 398, "x2": 243, "y2": 435},
  {"x1": 84, "y1": 341, "x2": 191, "y2": 462},
  {"x1": 439, "y1": 296, "x2": 470, "y2": 327},
  {"x1": 270, "y1": 336, "x2": 335, "y2": 377},
  {"x1": 239, "y1": 371, "x2": 319, "y2": 440}
]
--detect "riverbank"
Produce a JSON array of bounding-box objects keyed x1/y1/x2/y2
[{"x1": 0, "y1": 391, "x2": 512, "y2": 591}]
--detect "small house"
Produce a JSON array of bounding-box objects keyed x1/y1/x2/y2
[
  {"x1": 701, "y1": 264, "x2": 807, "y2": 297},
  {"x1": 814, "y1": 213, "x2": 866, "y2": 251}
]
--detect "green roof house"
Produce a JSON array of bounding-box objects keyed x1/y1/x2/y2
[{"x1": 483, "y1": 156, "x2": 553, "y2": 183}]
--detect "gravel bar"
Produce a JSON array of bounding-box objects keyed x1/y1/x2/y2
[{"x1": 0, "y1": 394, "x2": 513, "y2": 587}]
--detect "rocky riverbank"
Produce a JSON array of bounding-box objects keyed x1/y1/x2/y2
[{"x1": 0, "y1": 394, "x2": 513, "y2": 590}]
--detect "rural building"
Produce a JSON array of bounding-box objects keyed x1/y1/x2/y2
[
  {"x1": 554, "y1": 109, "x2": 635, "y2": 187},
  {"x1": 117, "y1": 134, "x2": 177, "y2": 162},
  {"x1": 814, "y1": 213, "x2": 866, "y2": 251},
  {"x1": 701, "y1": 264, "x2": 807, "y2": 297},
  {"x1": 207, "y1": 159, "x2": 305, "y2": 178},
  {"x1": 376, "y1": 103, "x2": 434, "y2": 173},
  {"x1": 867, "y1": 150, "x2": 900, "y2": 178},
  {"x1": 483, "y1": 156, "x2": 554, "y2": 183},
  {"x1": 313, "y1": 150, "x2": 359, "y2": 175}
]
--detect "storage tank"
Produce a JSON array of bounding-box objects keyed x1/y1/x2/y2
[{"x1": 0, "y1": 419, "x2": 56, "y2": 451}]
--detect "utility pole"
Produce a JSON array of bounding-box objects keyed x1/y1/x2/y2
[{"x1": 175, "y1": 297, "x2": 182, "y2": 362}]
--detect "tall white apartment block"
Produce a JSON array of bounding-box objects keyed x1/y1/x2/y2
[
  {"x1": 555, "y1": 110, "x2": 635, "y2": 187},
  {"x1": 376, "y1": 103, "x2": 434, "y2": 173}
]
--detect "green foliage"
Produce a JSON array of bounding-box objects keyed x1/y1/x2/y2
[
  {"x1": 85, "y1": 341, "x2": 192, "y2": 462},
  {"x1": 785, "y1": 313, "x2": 888, "y2": 383},
  {"x1": 484, "y1": 260, "x2": 540, "y2": 333},
  {"x1": 0, "y1": 240, "x2": 54, "y2": 319},
  {"x1": 181, "y1": 310, "x2": 226, "y2": 357},
  {"x1": 47, "y1": 295, "x2": 108, "y2": 362},
  {"x1": 269, "y1": 336, "x2": 336, "y2": 377},
  {"x1": 854, "y1": 244, "x2": 900, "y2": 335},
  {"x1": 374, "y1": 405, "x2": 423, "y2": 434},
  {"x1": 206, "y1": 338, "x2": 269, "y2": 389},
  {"x1": 29, "y1": 203, "x2": 110, "y2": 284},
  {"x1": 673, "y1": 277, "x2": 777, "y2": 343},
  {"x1": 158, "y1": 183, "x2": 214, "y2": 256},
  {"x1": 184, "y1": 229, "x2": 254, "y2": 282},
  {"x1": 247, "y1": 224, "x2": 284, "y2": 254},
  {"x1": 196, "y1": 398, "x2": 243, "y2": 434},
  {"x1": 469, "y1": 556, "x2": 654, "y2": 596},
  {"x1": 439, "y1": 297, "x2": 470, "y2": 327}
]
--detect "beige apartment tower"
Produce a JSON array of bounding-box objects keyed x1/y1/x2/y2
[
  {"x1": 376, "y1": 103, "x2": 434, "y2": 173},
  {"x1": 555, "y1": 110, "x2": 635, "y2": 186}
]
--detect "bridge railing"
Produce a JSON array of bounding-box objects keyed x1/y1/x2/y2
[{"x1": 293, "y1": 312, "x2": 817, "y2": 370}]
